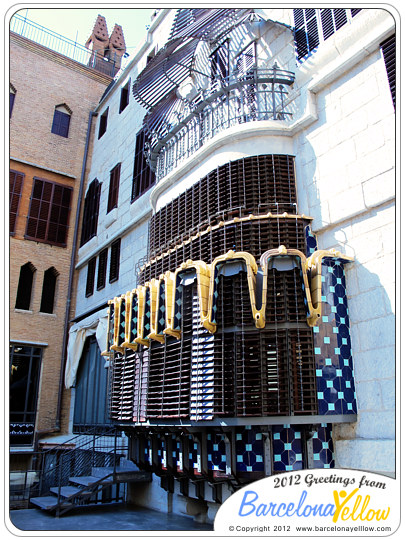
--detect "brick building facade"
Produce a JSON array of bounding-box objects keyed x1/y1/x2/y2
[{"x1": 9, "y1": 25, "x2": 113, "y2": 468}]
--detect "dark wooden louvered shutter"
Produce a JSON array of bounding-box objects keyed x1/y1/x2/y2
[
  {"x1": 51, "y1": 110, "x2": 70, "y2": 137},
  {"x1": 109, "y1": 238, "x2": 121, "y2": 283},
  {"x1": 81, "y1": 179, "x2": 101, "y2": 246},
  {"x1": 10, "y1": 170, "x2": 24, "y2": 234},
  {"x1": 107, "y1": 163, "x2": 121, "y2": 213},
  {"x1": 10, "y1": 91, "x2": 15, "y2": 117},
  {"x1": 26, "y1": 179, "x2": 72, "y2": 246},
  {"x1": 131, "y1": 130, "x2": 155, "y2": 201},
  {"x1": 86, "y1": 257, "x2": 97, "y2": 297},
  {"x1": 40, "y1": 267, "x2": 58, "y2": 313},
  {"x1": 294, "y1": 8, "x2": 320, "y2": 61},
  {"x1": 211, "y1": 41, "x2": 229, "y2": 84},
  {"x1": 381, "y1": 34, "x2": 396, "y2": 109},
  {"x1": 97, "y1": 248, "x2": 108, "y2": 290},
  {"x1": 235, "y1": 41, "x2": 256, "y2": 78},
  {"x1": 119, "y1": 79, "x2": 130, "y2": 113}
]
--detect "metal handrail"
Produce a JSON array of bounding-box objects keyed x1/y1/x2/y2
[
  {"x1": 32, "y1": 427, "x2": 124, "y2": 498},
  {"x1": 10, "y1": 13, "x2": 118, "y2": 77},
  {"x1": 146, "y1": 65, "x2": 296, "y2": 180}
]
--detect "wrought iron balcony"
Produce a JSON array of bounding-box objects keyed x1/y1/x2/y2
[{"x1": 145, "y1": 64, "x2": 295, "y2": 182}]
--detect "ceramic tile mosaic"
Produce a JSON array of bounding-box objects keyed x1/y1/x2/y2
[
  {"x1": 235, "y1": 426, "x2": 265, "y2": 472},
  {"x1": 312, "y1": 423, "x2": 335, "y2": 468},
  {"x1": 188, "y1": 435, "x2": 202, "y2": 476},
  {"x1": 305, "y1": 225, "x2": 318, "y2": 256},
  {"x1": 313, "y1": 259, "x2": 357, "y2": 416},
  {"x1": 174, "y1": 438, "x2": 184, "y2": 473},
  {"x1": 272, "y1": 424, "x2": 304, "y2": 472},
  {"x1": 207, "y1": 432, "x2": 227, "y2": 473}
]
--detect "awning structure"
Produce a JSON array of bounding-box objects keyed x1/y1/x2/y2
[
  {"x1": 65, "y1": 314, "x2": 108, "y2": 388},
  {"x1": 132, "y1": 8, "x2": 252, "y2": 110}
]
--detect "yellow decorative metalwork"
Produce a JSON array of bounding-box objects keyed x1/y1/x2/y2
[
  {"x1": 122, "y1": 290, "x2": 139, "y2": 351},
  {"x1": 111, "y1": 295, "x2": 126, "y2": 353},
  {"x1": 147, "y1": 278, "x2": 165, "y2": 343},
  {"x1": 169, "y1": 259, "x2": 214, "y2": 335},
  {"x1": 135, "y1": 285, "x2": 150, "y2": 347},
  {"x1": 206, "y1": 250, "x2": 259, "y2": 332},
  {"x1": 162, "y1": 271, "x2": 179, "y2": 339},
  {"x1": 259, "y1": 247, "x2": 320, "y2": 327},
  {"x1": 306, "y1": 249, "x2": 354, "y2": 315},
  {"x1": 106, "y1": 247, "x2": 353, "y2": 351},
  {"x1": 101, "y1": 300, "x2": 114, "y2": 356}
]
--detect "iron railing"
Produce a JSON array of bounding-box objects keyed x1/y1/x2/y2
[
  {"x1": 146, "y1": 65, "x2": 296, "y2": 181},
  {"x1": 10, "y1": 427, "x2": 128, "y2": 506},
  {"x1": 10, "y1": 13, "x2": 120, "y2": 77}
]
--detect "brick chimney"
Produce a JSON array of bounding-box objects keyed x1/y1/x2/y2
[{"x1": 85, "y1": 15, "x2": 126, "y2": 76}]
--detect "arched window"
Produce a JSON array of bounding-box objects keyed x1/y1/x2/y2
[
  {"x1": 80, "y1": 178, "x2": 101, "y2": 246},
  {"x1": 51, "y1": 104, "x2": 72, "y2": 137},
  {"x1": 40, "y1": 267, "x2": 59, "y2": 313},
  {"x1": 10, "y1": 84, "x2": 16, "y2": 117},
  {"x1": 15, "y1": 263, "x2": 36, "y2": 310}
]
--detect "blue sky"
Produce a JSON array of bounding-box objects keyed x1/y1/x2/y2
[{"x1": 8, "y1": 6, "x2": 155, "y2": 59}]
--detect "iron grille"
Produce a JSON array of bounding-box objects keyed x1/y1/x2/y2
[{"x1": 148, "y1": 155, "x2": 297, "y2": 258}]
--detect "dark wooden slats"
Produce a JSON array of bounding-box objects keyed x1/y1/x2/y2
[
  {"x1": 109, "y1": 238, "x2": 121, "y2": 283},
  {"x1": 10, "y1": 170, "x2": 24, "y2": 233},
  {"x1": 381, "y1": 34, "x2": 396, "y2": 109},
  {"x1": 139, "y1": 216, "x2": 308, "y2": 284},
  {"x1": 25, "y1": 178, "x2": 72, "y2": 246},
  {"x1": 80, "y1": 179, "x2": 101, "y2": 246},
  {"x1": 148, "y1": 155, "x2": 297, "y2": 258}
]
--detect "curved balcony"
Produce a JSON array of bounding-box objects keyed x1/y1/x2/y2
[{"x1": 144, "y1": 64, "x2": 295, "y2": 182}]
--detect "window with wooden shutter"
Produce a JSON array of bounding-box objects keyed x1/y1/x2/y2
[
  {"x1": 15, "y1": 262, "x2": 36, "y2": 310},
  {"x1": 98, "y1": 108, "x2": 108, "y2": 138},
  {"x1": 80, "y1": 178, "x2": 101, "y2": 246},
  {"x1": 10, "y1": 84, "x2": 16, "y2": 117},
  {"x1": 131, "y1": 129, "x2": 155, "y2": 201},
  {"x1": 119, "y1": 79, "x2": 130, "y2": 113},
  {"x1": 40, "y1": 267, "x2": 58, "y2": 313},
  {"x1": 97, "y1": 248, "x2": 108, "y2": 290},
  {"x1": 294, "y1": 8, "x2": 361, "y2": 61},
  {"x1": 211, "y1": 40, "x2": 229, "y2": 87},
  {"x1": 25, "y1": 178, "x2": 72, "y2": 247},
  {"x1": 107, "y1": 163, "x2": 121, "y2": 213},
  {"x1": 10, "y1": 170, "x2": 24, "y2": 234},
  {"x1": 86, "y1": 257, "x2": 97, "y2": 297},
  {"x1": 235, "y1": 41, "x2": 256, "y2": 78},
  {"x1": 109, "y1": 238, "x2": 121, "y2": 283},
  {"x1": 381, "y1": 34, "x2": 396, "y2": 109},
  {"x1": 51, "y1": 105, "x2": 71, "y2": 138}
]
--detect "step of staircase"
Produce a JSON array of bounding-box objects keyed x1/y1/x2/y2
[
  {"x1": 69, "y1": 475, "x2": 102, "y2": 487},
  {"x1": 30, "y1": 496, "x2": 73, "y2": 511},
  {"x1": 50, "y1": 486, "x2": 91, "y2": 498}
]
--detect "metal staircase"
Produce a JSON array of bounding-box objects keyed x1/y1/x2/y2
[{"x1": 26, "y1": 428, "x2": 151, "y2": 517}]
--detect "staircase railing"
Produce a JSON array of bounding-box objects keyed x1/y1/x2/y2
[{"x1": 23, "y1": 427, "x2": 127, "y2": 502}]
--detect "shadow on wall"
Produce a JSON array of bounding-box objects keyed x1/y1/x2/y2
[{"x1": 296, "y1": 135, "x2": 395, "y2": 474}]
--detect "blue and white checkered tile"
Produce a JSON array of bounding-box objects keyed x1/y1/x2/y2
[
  {"x1": 235, "y1": 426, "x2": 265, "y2": 472},
  {"x1": 207, "y1": 432, "x2": 227, "y2": 473},
  {"x1": 272, "y1": 425, "x2": 304, "y2": 472},
  {"x1": 313, "y1": 260, "x2": 357, "y2": 415},
  {"x1": 305, "y1": 225, "x2": 318, "y2": 256},
  {"x1": 312, "y1": 423, "x2": 335, "y2": 469}
]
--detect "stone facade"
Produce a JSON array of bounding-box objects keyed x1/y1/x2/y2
[{"x1": 69, "y1": 7, "x2": 396, "y2": 522}]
